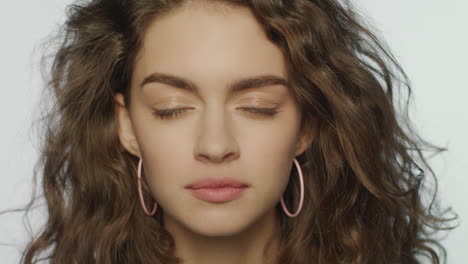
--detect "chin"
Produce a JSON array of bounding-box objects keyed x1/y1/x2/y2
[{"x1": 181, "y1": 210, "x2": 255, "y2": 237}]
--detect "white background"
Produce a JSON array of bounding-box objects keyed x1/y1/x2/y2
[{"x1": 0, "y1": 1, "x2": 466, "y2": 263}]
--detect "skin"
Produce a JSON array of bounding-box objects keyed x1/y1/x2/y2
[{"x1": 114, "y1": 2, "x2": 315, "y2": 264}]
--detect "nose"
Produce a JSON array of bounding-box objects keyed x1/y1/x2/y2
[{"x1": 194, "y1": 108, "x2": 239, "y2": 164}]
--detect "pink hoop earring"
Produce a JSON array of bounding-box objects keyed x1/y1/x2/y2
[
  {"x1": 137, "y1": 158, "x2": 157, "y2": 216},
  {"x1": 280, "y1": 158, "x2": 304, "y2": 218}
]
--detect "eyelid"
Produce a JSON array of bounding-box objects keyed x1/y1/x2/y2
[
  {"x1": 152, "y1": 106, "x2": 280, "y2": 120},
  {"x1": 241, "y1": 98, "x2": 279, "y2": 105},
  {"x1": 151, "y1": 105, "x2": 278, "y2": 111},
  {"x1": 152, "y1": 99, "x2": 279, "y2": 109}
]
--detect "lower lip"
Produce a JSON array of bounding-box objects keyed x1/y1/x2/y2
[{"x1": 187, "y1": 187, "x2": 248, "y2": 203}]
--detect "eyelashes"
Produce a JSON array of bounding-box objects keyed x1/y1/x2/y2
[{"x1": 152, "y1": 107, "x2": 279, "y2": 120}]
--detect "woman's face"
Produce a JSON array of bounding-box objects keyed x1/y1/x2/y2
[{"x1": 115, "y1": 4, "x2": 312, "y2": 237}]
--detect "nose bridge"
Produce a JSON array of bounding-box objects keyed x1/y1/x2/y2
[{"x1": 194, "y1": 98, "x2": 238, "y2": 163}]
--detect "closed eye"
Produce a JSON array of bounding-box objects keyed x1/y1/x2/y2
[{"x1": 152, "y1": 107, "x2": 279, "y2": 120}]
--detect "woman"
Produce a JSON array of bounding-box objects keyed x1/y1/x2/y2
[{"x1": 17, "y1": 0, "x2": 456, "y2": 263}]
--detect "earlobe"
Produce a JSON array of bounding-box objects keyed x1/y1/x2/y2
[{"x1": 113, "y1": 93, "x2": 141, "y2": 158}]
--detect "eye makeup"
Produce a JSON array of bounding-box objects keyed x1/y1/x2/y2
[{"x1": 152, "y1": 107, "x2": 280, "y2": 120}]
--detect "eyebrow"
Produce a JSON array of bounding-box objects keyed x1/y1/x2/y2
[{"x1": 140, "y1": 72, "x2": 289, "y2": 94}]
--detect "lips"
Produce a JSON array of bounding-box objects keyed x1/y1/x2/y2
[
  {"x1": 187, "y1": 186, "x2": 247, "y2": 203},
  {"x1": 185, "y1": 177, "x2": 249, "y2": 189}
]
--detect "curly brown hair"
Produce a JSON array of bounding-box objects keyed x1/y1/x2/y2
[{"x1": 2, "y1": 0, "x2": 457, "y2": 263}]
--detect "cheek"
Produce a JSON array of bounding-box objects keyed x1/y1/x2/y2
[
  {"x1": 132, "y1": 117, "x2": 192, "y2": 193},
  {"x1": 244, "y1": 134, "x2": 296, "y2": 195},
  {"x1": 137, "y1": 130, "x2": 191, "y2": 188},
  {"x1": 240, "y1": 118, "x2": 300, "y2": 197}
]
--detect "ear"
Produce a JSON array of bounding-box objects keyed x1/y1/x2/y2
[
  {"x1": 113, "y1": 92, "x2": 141, "y2": 158},
  {"x1": 294, "y1": 116, "x2": 317, "y2": 157}
]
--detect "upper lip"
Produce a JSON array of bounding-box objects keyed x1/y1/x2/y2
[{"x1": 185, "y1": 177, "x2": 249, "y2": 189}]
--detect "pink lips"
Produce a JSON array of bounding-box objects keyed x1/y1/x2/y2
[{"x1": 185, "y1": 177, "x2": 249, "y2": 203}]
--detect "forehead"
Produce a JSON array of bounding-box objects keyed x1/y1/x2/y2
[{"x1": 132, "y1": 5, "x2": 287, "y2": 94}]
